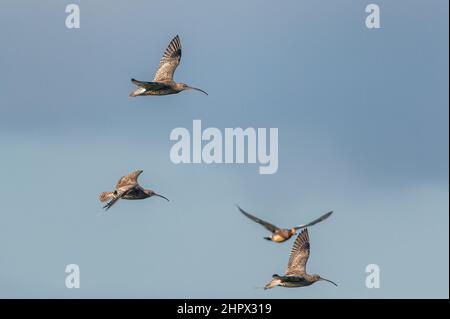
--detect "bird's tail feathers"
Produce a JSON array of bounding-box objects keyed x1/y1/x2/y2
[
  {"x1": 99, "y1": 192, "x2": 114, "y2": 202},
  {"x1": 129, "y1": 87, "x2": 146, "y2": 97}
]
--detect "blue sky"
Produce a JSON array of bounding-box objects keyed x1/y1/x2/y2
[{"x1": 0, "y1": 0, "x2": 448, "y2": 298}]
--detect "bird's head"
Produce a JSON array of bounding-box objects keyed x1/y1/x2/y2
[
  {"x1": 177, "y1": 83, "x2": 208, "y2": 95},
  {"x1": 144, "y1": 189, "x2": 169, "y2": 202},
  {"x1": 313, "y1": 274, "x2": 337, "y2": 286},
  {"x1": 290, "y1": 227, "x2": 297, "y2": 235}
]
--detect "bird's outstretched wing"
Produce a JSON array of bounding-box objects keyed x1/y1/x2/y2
[
  {"x1": 294, "y1": 211, "x2": 333, "y2": 230},
  {"x1": 286, "y1": 228, "x2": 310, "y2": 276},
  {"x1": 153, "y1": 35, "x2": 182, "y2": 82},
  {"x1": 131, "y1": 79, "x2": 171, "y2": 90},
  {"x1": 237, "y1": 205, "x2": 279, "y2": 233},
  {"x1": 116, "y1": 170, "x2": 143, "y2": 189},
  {"x1": 103, "y1": 185, "x2": 135, "y2": 211}
]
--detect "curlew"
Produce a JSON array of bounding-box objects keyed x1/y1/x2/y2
[
  {"x1": 99, "y1": 170, "x2": 169, "y2": 211},
  {"x1": 129, "y1": 35, "x2": 208, "y2": 97},
  {"x1": 264, "y1": 228, "x2": 337, "y2": 289},
  {"x1": 237, "y1": 205, "x2": 332, "y2": 243}
]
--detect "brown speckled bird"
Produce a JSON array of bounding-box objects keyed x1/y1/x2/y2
[
  {"x1": 99, "y1": 170, "x2": 169, "y2": 211},
  {"x1": 129, "y1": 35, "x2": 208, "y2": 97},
  {"x1": 264, "y1": 228, "x2": 337, "y2": 289},
  {"x1": 237, "y1": 205, "x2": 332, "y2": 243}
]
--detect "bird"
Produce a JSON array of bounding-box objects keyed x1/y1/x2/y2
[
  {"x1": 237, "y1": 205, "x2": 332, "y2": 243},
  {"x1": 129, "y1": 35, "x2": 208, "y2": 97},
  {"x1": 99, "y1": 170, "x2": 169, "y2": 211},
  {"x1": 264, "y1": 228, "x2": 337, "y2": 289}
]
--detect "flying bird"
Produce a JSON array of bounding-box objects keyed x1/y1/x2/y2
[
  {"x1": 99, "y1": 170, "x2": 169, "y2": 211},
  {"x1": 129, "y1": 35, "x2": 208, "y2": 97},
  {"x1": 237, "y1": 205, "x2": 333, "y2": 243},
  {"x1": 264, "y1": 228, "x2": 337, "y2": 289}
]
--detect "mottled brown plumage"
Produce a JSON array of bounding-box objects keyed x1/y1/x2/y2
[
  {"x1": 154, "y1": 35, "x2": 182, "y2": 82},
  {"x1": 99, "y1": 170, "x2": 169, "y2": 211},
  {"x1": 264, "y1": 229, "x2": 337, "y2": 289},
  {"x1": 286, "y1": 228, "x2": 310, "y2": 276},
  {"x1": 129, "y1": 35, "x2": 207, "y2": 97},
  {"x1": 237, "y1": 205, "x2": 332, "y2": 243}
]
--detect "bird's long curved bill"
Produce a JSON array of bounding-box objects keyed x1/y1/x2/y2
[
  {"x1": 187, "y1": 86, "x2": 208, "y2": 95},
  {"x1": 295, "y1": 211, "x2": 333, "y2": 229},
  {"x1": 320, "y1": 277, "x2": 338, "y2": 286},
  {"x1": 154, "y1": 193, "x2": 170, "y2": 202}
]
